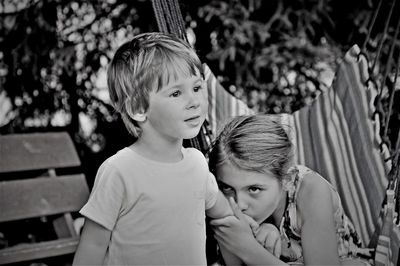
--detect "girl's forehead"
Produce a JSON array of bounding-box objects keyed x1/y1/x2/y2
[{"x1": 217, "y1": 162, "x2": 278, "y2": 186}]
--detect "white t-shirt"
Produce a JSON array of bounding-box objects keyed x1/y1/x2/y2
[{"x1": 80, "y1": 147, "x2": 219, "y2": 265}]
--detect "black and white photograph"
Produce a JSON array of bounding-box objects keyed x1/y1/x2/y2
[{"x1": 0, "y1": 0, "x2": 399, "y2": 265}]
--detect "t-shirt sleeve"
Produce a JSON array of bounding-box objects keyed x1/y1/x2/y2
[
  {"x1": 80, "y1": 160, "x2": 125, "y2": 231},
  {"x1": 205, "y1": 171, "x2": 219, "y2": 210}
]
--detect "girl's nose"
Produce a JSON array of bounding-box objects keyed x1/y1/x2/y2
[{"x1": 235, "y1": 194, "x2": 249, "y2": 212}]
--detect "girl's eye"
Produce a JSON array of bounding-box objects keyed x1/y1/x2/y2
[
  {"x1": 219, "y1": 184, "x2": 234, "y2": 194},
  {"x1": 248, "y1": 187, "x2": 261, "y2": 194},
  {"x1": 222, "y1": 187, "x2": 233, "y2": 193},
  {"x1": 170, "y1": 90, "x2": 181, "y2": 97}
]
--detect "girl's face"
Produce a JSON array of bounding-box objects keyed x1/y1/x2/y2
[{"x1": 216, "y1": 161, "x2": 284, "y2": 224}]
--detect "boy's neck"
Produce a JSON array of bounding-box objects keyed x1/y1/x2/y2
[{"x1": 131, "y1": 133, "x2": 184, "y2": 163}]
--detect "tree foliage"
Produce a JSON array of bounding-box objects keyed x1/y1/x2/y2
[
  {"x1": 1, "y1": 0, "x2": 399, "y2": 182},
  {"x1": 187, "y1": 0, "x2": 341, "y2": 113},
  {"x1": 1, "y1": 0, "x2": 159, "y2": 183}
]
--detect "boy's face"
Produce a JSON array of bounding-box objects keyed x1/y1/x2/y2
[{"x1": 142, "y1": 71, "x2": 207, "y2": 141}]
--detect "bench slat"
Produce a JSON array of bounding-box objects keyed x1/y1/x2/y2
[
  {"x1": 0, "y1": 132, "x2": 81, "y2": 173},
  {"x1": 0, "y1": 237, "x2": 79, "y2": 264},
  {"x1": 0, "y1": 174, "x2": 89, "y2": 222}
]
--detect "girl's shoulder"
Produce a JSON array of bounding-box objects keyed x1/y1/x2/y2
[
  {"x1": 288, "y1": 165, "x2": 334, "y2": 211},
  {"x1": 290, "y1": 165, "x2": 331, "y2": 189}
]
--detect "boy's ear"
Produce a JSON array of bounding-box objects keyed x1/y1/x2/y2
[{"x1": 132, "y1": 112, "x2": 147, "y2": 122}]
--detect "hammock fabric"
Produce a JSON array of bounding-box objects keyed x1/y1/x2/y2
[
  {"x1": 287, "y1": 44, "x2": 391, "y2": 244},
  {"x1": 285, "y1": 45, "x2": 399, "y2": 266},
  {"x1": 203, "y1": 64, "x2": 254, "y2": 138},
  {"x1": 202, "y1": 45, "x2": 398, "y2": 265},
  {"x1": 374, "y1": 185, "x2": 397, "y2": 266},
  {"x1": 202, "y1": 44, "x2": 390, "y2": 244}
]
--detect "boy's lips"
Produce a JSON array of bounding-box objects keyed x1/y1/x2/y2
[
  {"x1": 184, "y1": 115, "x2": 201, "y2": 122},
  {"x1": 184, "y1": 115, "x2": 202, "y2": 126}
]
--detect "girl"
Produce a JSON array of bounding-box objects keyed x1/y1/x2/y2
[{"x1": 208, "y1": 114, "x2": 371, "y2": 265}]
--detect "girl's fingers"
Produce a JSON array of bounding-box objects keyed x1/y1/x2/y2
[
  {"x1": 242, "y1": 213, "x2": 259, "y2": 233},
  {"x1": 228, "y1": 197, "x2": 244, "y2": 219},
  {"x1": 273, "y1": 237, "x2": 282, "y2": 258},
  {"x1": 263, "y1": 228, "x2": 281, "y2": 257},
  {"x1": 228, "y1": 197, "x2": 259, "y2": 230},
  {"x1": 254, "y1": 223, "x2": 282, "y2": 257},
  {"x1": 255, "y1": 228, "x2": 269, "y2": 245},
  {"x1": 263, "y1": 233, "x2": 276, "y2": 253}
]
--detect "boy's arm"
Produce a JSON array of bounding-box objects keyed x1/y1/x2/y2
[
  {"x1": 207, "y1": 194, "x2": 243, "y2": 264},
  {"x1": 73, "y1": 218, "x2": 111, "y2": 266},
  {"x1": 219, "y1": 244, "x2": 245, "y2": 265},
  {"x1": 206, "y1": 190, "x2": 233, "y2": 219}
]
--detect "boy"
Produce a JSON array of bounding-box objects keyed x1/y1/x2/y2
[{"x1": 73, "y1": 32, "x2": 233, "y2": 265}]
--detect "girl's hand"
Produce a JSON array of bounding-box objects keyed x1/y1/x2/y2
[
  {"x1": 253, "y1": 223, "x2": 282, "y2": 258},
  {"x1": 210, "y1": 197, "x2": 258, "y2": 254},
  {"x1": 211, "y1": 198, "x2": 285, "y2": 265},
  {"x1": 240, "y1": 211, "x2": 282, "y2": 258}
]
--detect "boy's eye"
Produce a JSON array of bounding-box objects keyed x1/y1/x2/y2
[
  {"x1": 193, "y1": 85, "x2": 203, "y2": 92},
  {"x1": 170, "y1": 90, "x2": 181, "y2": 97},
  {"x1": 248, "y1": 187, "x2": 261, "y2": 194}
]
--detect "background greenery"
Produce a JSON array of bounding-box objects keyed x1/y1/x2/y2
[{"x1": 1, "y1": 0, "x2": 399, "y2": 187}]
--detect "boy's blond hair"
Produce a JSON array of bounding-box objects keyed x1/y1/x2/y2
[{"x1": 107, "y1": 32, "x2": 203, "y2": 137}]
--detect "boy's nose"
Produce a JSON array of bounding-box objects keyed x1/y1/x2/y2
[{"x1": 186, "y1": 91, "x2": 201, "y2": 109}]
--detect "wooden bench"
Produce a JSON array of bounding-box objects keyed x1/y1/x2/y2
[{"x1": 0, "y1": 132, "x2": 89, "y2": 265}]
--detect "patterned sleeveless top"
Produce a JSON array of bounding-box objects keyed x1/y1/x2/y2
[{"x1": 279, "y1": 165, "x2": 372, "y2": 265}]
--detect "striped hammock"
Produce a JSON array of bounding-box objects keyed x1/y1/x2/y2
[{"x1": 203, "y1": 45, "x2": 398, "y2": 265}]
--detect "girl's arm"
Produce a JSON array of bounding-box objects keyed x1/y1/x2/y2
[
  {"x1": 297, "y1": 172, "x2": 340, "y2": 265},
  {"x1": 216, "y1": 225, "x2": 286, "y2": 266},
  {"x1": 211, "y1": 198, "x2": 288, "y2": 265},
  {"x1": 73, "y1": 218, "x2": 111, "y2": 265}
]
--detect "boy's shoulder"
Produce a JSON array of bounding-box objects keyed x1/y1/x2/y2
[
  {"x1": 104, "y1": 146, "x2": 207, "y2": 164},
  {"x1": 101, "y1": 147, "x2": 208, "y2": 171},
  {"x1": 100, "y1": 147, "x2": 136, "y2": 169},
  {"x1": 183, "y1": 147, "x2": 207, "y2": 162}
]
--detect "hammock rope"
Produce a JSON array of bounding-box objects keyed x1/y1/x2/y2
[
  {"x1": 366, "y1": 0, "x2": 397, "y2": 150},
  {"x1": 362, "y1": 0, "x2": 399, "y2": 152},
  {"x1": 379, "y1": 13, "x2": 400, "y2": 148},
  {"x1": 394, "y1": 130, "x2": 400, "y2": 224},
  {"x1": 152, "y1": 0, "x2": 188, "y2": 42},
  {"x1": 359, "y1": 1, "x2": 400, "y2": 263},
  {"x1": 152, "y1": 0, "x2": 168, "y2": 34},
  {"x1": 383, "y1": 50, "x2": 400, "y2": 141},
  {"x1": 362, "y1": 0, "x2": 383, "y2": 52},
  {"x1": 371, "y1": 0, "x2": 397, "y2": 73},
  {"x1": 171, "y1": 0, "x2": 187, "y2": 41}
]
